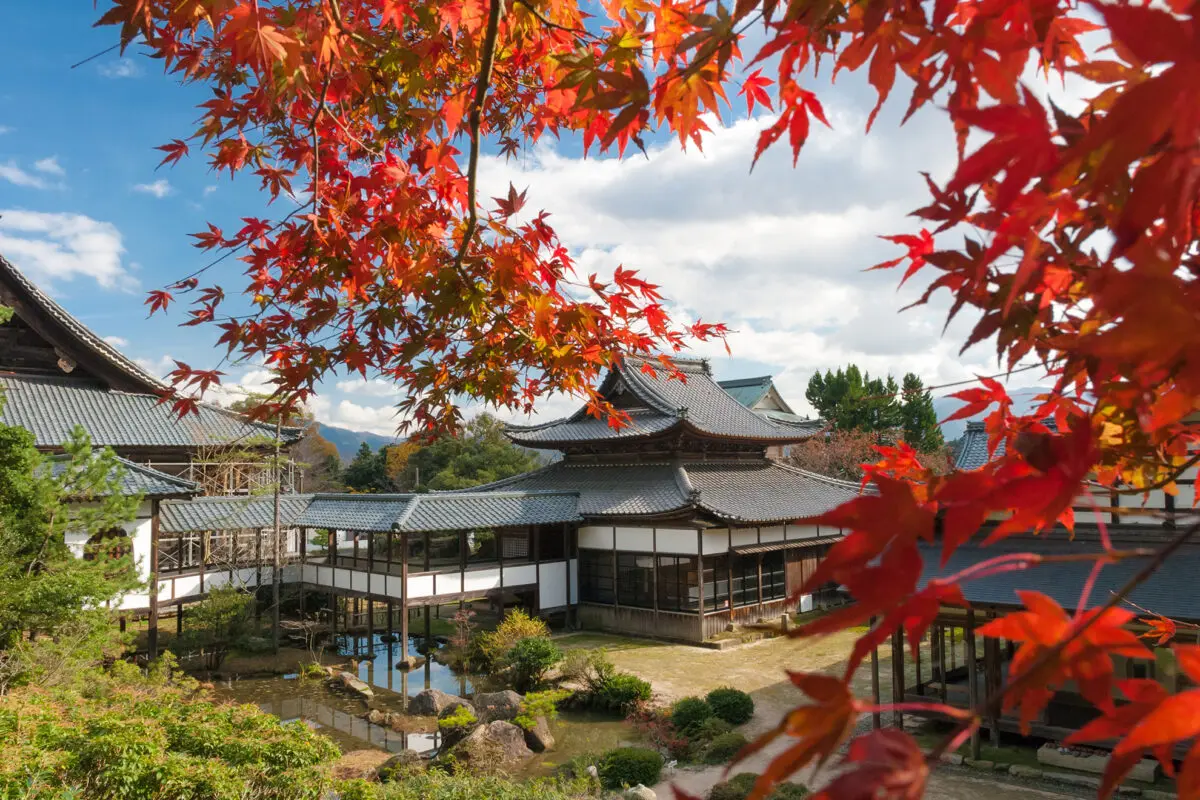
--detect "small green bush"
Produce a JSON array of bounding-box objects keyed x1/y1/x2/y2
[
  {"x1": 706, "y1": 687, "x2": 755, "y2": 725},
  {"x1": 477, "y1": 609, "x2": 550, "y2": 669},
  {"x1": 437, "y1": 706, "x2": 477, "y2": 732},
  {"x1": 701, "y1": 731, "x2": 749, "y2": 764},
  {"x1": 709, "y1": 773, "x2": 809, "y2": 800},
  {"x1": 505, "y1": 636, "x2": 563, "y2": 692},
  {"x1": 597, "y1": 746, "x2": 663, "y2": 790},
  {"x1": 592, "y1": 671, "x2": 652, "y2": 712},
  {"x1": 670, "y1": 696, "x2": 713, "y2": 733},
  {"x1": 514, "y1": 689, "x2": 570, "y2": 730},
  {"x1": 691, "y1": 716, "x2": 733, "y2": 743}
]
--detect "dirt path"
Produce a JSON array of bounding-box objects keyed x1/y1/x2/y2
[{"x1": 558, "y1": 633, "x2": 1081, "y2": 800}]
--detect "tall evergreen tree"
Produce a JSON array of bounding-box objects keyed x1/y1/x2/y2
[
  {"x1": 899, "y1": 373, "x2": 945, "y2": 452},
  {"x1": 407, "y1": 414, "x2": 542, "y2": 491},
  {"x1": 805, "y1": 365, "x2": 902, "y2": 433},
  {"x1": 341, "y1": 441, "x2": 391, "y2": 492}
]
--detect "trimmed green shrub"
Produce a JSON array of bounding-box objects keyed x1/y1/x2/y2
[
  {"x1": 477, "y1": 609, "x2": 550, "y2": 669},
  {"x1": 670, "y1": 696, "x2": 713, "y2": 733},
  {"x1": 592, "y1": 671, "x2": 652, "y2": 712},
  {"x1": 701, "y1": 731, "x2": 749, "y2": 764},
  {"x1": 691, "y1": 716, "x2": 733, "y2": 743},
  {"x1": 598, "y1": 746, "x2": 663, "y2": 790},
  {"x1": 514, "y1": 689, "x2": 570, "y2": 731},
  {"x1": 706, "y1": 687, "x2": 755, "y2": 725},
  {"x1": 437, "y1": 705, "x2": 477, "y2": 732},
  {"x1": 505, "y1": 636, "x2": 563, "y2": 692},
  {"x1": 709, "y1": 773, "x2": 809, "y2": 800}
]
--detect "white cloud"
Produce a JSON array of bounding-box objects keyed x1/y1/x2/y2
[
  {"x1": 98, "y1": 58, "x2": 141, "y2": 79},
  {"x1": 132, "y1": 179, "x2": 173, "y2": 198},
  {"x1": 0, "y1": 125, "x2": 12, "y2": 135},
  {"x1": 0, "y1": 210, "x2": 132, "y2": 289},
  {"x1": 334, "y1": 378, "x2": 400, "y2": 398},
  {"x1": 33, "y1": 157, "x2": 65, "y2": 177},
  {"x1": 308, "y1": 395, "x2": 404, "y2": 437},
  {"x1": 203, "y1": 185, "x2": 218, "y2": 196},
  {"x1": 103, "y1": 335, "x2": 130, "y2": 348},
  {"x1": 0, "y1": 161, "x2": 49, "y2": 189}
]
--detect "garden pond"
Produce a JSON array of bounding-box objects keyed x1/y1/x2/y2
[{"x1": 211, "y1": 632, "x2": 641, "y2": 776}]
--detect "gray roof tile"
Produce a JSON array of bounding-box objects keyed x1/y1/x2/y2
[
  {"x1": 464, "y1": 462, "x2": 690, "y2": 517},
  {"x1": 0, "y1": 375, "x2": 289, "y2": 450},
  {"x1": 919, "y1": 541, "x2": 1200, "y2": 623},
  {"x1": 399, "y1": 492, "x2": 580, "y2": 532},
  {"x1": 46, "y1": 455, "x2": 199, "y2": 498},
  {"x1": 686, "y1": 461, "x2": 862, "y2": 523},
  {"x1": 509, "y1": 357, "x2": 816, "y2": 447},
  {"x1": 160, "y1": 494, "x2": 314, "y2": 533}
]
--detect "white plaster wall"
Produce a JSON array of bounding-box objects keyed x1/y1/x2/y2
[
  {"x1": 172, "y1": 574, "x2": 201, "y2": 598},
  {"x1": 614, "y1": 526, "x2": 654, "y2": 552},
  {"x1": 463, "y1": 567, "x2": 502, "y2": 593},
  {"x1": 435, "y1": 572, "x2": 462, "y2": 595},
  {"x1": 579, "y1": 526, "x2": 614, "y2": 550},
  {"x1": 760, "y1": 525, "x2": 786, "y2": 543},
  {"x1": 654, "y1": 528, "x2": 697, "y2": 554},
  {"x1": 702, "y1": 529, "x2": 729, "y2": 555},
  {"x1": 504, "y1": 563, "x2": 536, "y2": 586},
  {"x1": 407, "y1": 574, "x2": 434, "y2": 599},
  {"x1": 539, "y1": 560, "x2": 567, "y2": 609},
  {"x1": 385, "y1": 575, "x2": 404, "y2": 597},
  {"x1": 729, "y1": 528, "x2": 757, "y2": 547},
  {"x1": 786, "y1": 524, "x2": 821, "y2": 540}
]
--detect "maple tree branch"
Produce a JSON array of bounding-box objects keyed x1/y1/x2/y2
[
  {"x1": 926, "y1": 516, "x2": 1200, "y2": 765},
  {"x1": 453, "y1": 0, "x2": 505, "y2": 273},
  {"x1": 1109, "y1": 453, "x2": 1200, "y2": 495},
  {"x1": 513, "y1": 0, "x2": 590, "y2": 37},
  {"x1": 1115, "y1": 594, "x2": 1200, "y2": 630}
]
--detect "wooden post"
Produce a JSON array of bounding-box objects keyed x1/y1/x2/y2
[
  {"x1": 424, "y1": 605, "x2": 431, "y2": 647},
  {"x1": 966, "y1": 608, "x2": 981, "y2": 760},
  {"x1": 328, "y1": 529, "x2": 336, "y2": 566},
  {"x1": 915, "y1": 625, "x2": 924, "y2": 695},
  {"x1": 939, "y1": 625, "x2": 949, "y2": 703},
  {"x1": 870, "y1": 616, "x2": 881, "y2": 730},
  {"x1": 367, "y1": 598, "x2": 374, "y2": 654},
  {"x1": 983, "y1": 624, "x2": 1000, "y2": 746},
  {"x1": 399, "y1": 528, "x2": 410, "y2": 667},
  {"x1": 271, "y1": 417, "x2": 283, "y2": 653},
  {"x1": 564, "y1": 524, "x2": 573, "y2": 630},
  {"x1": 890, "y1": 628, "x2": 905, "y2": 728},
  {"x1": 696, "y1": 530, "x2": 706, "y2": 641},
  {"x1": 148, "y1": 499, "x2": 161, "y2": 660},
  {"x1": 533, "y1": 525, "x2": 541, "y2": 615},
  {"x1": 176, "y1": 605, "x2": 184, "y2": 636},
  {"x1": 950, "y1": 626, "x2": 957, "y2": 670}
]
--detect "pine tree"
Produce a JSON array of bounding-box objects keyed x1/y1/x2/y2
[{"x1": 899, "y1": 373, "x2": 944, "y2": 452}]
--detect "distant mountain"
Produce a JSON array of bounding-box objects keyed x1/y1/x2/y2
[
  {"x1": 934, "y1": 386, "x2": 1050, "y2": 442},
  {"x1": 314, "y1": 423, "x2": 399, "y2": 462}
]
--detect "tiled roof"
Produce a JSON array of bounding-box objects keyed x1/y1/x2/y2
[
  {"x1": 467, "y1": 458, "x2": 863, "y2": 524},
  {"x1": 954, "y1": 419, "x2": 1058, "y2": 471},
  {"x1": 756, "y1": 409, "x2": 825, "y2": 433},
  {"x1": 718, "y1": 376, "x2": 774, "y2": 408},
  {"x1": 509, "y1": 357, "x2": 816, "y2": 447},
  {"x1": 0, "y1": 254, "x2": 166, "y2": 393},
  {"x1": 918, "y1": 541, "x2": 1200, "y2": 623},
  {"x1": 160, "y1": 491, "x2": 581, "y2": 533},
  {"x1": 160, "y1": 494, "x2": 314, "y2": 533},
  {"x1": 0, "y1": 375, "x2": 292, "y2": 450},
  {"x1": 46, "y1": 455, "x2": 199, "y2": 498}
]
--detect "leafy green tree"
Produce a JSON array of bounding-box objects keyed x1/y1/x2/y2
[
  {"x1": 407, "y1": 414, "x2": 541, "y2": 491},
  {"x1": 899, "y1": 373, "x2": 945, "y2": 452},
  {"x1": 0, "y1": 417, "x2": 141, "y2": 653},
  {"x1": 805, "y1": 365, "x2": 903, "y2": 433},
  {"x1": 342, "y1": 441, "x2": 392, "y2": 492}
]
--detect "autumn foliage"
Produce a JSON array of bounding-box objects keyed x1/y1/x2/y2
[{"x1": 98, "y1": 0, "x2": 1200, "y2": 797}]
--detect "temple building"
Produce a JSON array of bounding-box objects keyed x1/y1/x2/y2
[{"x1": 717, "y1": 374, "x2": 821, "y2": 458}]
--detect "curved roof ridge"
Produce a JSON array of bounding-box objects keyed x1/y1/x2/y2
[
  {"x1": 769, "y1": 459, "x2": 870, "y2": 492},
  {"x1": 0, "y1": 254, "x2": 166, "y2": 393}
]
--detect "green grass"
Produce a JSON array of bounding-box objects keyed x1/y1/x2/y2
[{"x1": 554, "y1": 632, "x2": 660, "y2": 652}]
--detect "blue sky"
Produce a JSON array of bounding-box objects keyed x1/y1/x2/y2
[{"x1": 1, "y1": 5, "x2": 1087, "y2": 435}]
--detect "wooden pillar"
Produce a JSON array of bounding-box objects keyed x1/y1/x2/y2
[
  {"x1": 563, "y1": 523, "x2": 573, "y2": 630},
  {"x1": 367, "y1": 598, "x2": 375, "y2": 654},
  {"x1": 915, "y1": 625, "x2": 924, "y2": 694},
  {"x1": 328, "y1": 528, "x2": 336, "y2": 566},
  {"x1": 533, "y1": 525, "x2": 542, "y2": 615},
  {"x1": 983, "y1": 623, "x2": 1000, "y2": 746},
  {"x1": 176, "y1": 605, "x2": 184, "y2": 636},
  {"x1": 696, "y1": 529, "x2": 706, "y2": 641},
  {"x1": 870, "y1": 616, "x2": 881, "y2": 730},
  {"x1": 148, "y1": 499, "x2": 161, "y2": 660},
  {"x1": 950, "y1": 626, "x2": 957, "y2": 670},
  {"x1": 119, "y1": 616, "x2": 127, "y2": 634},
  {"x1": 424, "y1": 605, "x2": 431, "y2": 647},
  {"x1": 399, "y1": 528, "x2": 410, "y2": 666},
  {"x1": 966, "y1": 608, "x2": 981, "y2": 760},
  {"x1": 890, "y1": 627, "x2": 905, "y2": 728},
  {"x1": 939, "y1": 625, "x2": 949, "y2": 703}
]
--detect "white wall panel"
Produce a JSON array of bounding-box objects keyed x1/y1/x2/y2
[
  {"x1": 435, "y1": 572, "x2": 461, "y2": 596},
  {"x1": 334, "y1": 569, "x2": 351, "y2": 590},
  {"x1": 408, "y1": 574, "x2": 434, "y2": 599},
  {"x1": 655, "y1": 528, "x2": 697, "y2": 554},
  {"x1": 702, "y1": 530, "x2": 729, "y2": 555},
  {"x1": 236, "y1": 568, "x2": 258, "y2": 587},
  {"x1": 730, "y1": 528, "x2": 757, "y2": 547},
  {"x1": 385, "y1": 575, "x2": 404, "y2": 598},
  {"x1": 464, "y1": 568, "x2": 502, "y2": 593},
  {"x1": 173, "y1": 574, "x2": 201, "y2": 597},
  {"x1": 786, "y1": 524, "x2": 821, "y2": 540},
  {"x1": 504, "y1": 563, "x2": 537, "y2": 586},
  {"x1": 351, "y1": 571, "x2": 368, "y2": 593},
  {"x1": 539, "y1": 561, "x2": 566, "y2": 609},
  {"x1": 579, "y1": 526, "x2": 614, "y2": 550},
  {"x1": 614, "y1": 526, "x2": 654, "y2": 552},
  {"x1": 760, "y1": 526, "x2": 785, "y2": 543}
]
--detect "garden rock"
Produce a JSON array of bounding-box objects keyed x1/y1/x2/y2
[
  {"x1": 337, "y1": 671, "x2": 374, "y2": 699},
  {"x1": 625, "y1": 786, "x2": 656, "y2": 800},
  {"x1": 473, "y1": 689, "x2": 524, "y2": 722},
  {"x1": 455, "y1": 720, "x2": 534, "y2": 769},
  {"x1": 366, "y1": 708, "x2": 388, "y2": 726},
  {"x1": 523, "y1": 714, "x2": 555, "y2": 752},
  {"x1": 408, "y1": 688, "x2": 466, "y2": 717}
]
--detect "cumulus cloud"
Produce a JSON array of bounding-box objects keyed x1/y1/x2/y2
[
  {"x1": 33, "y1": 157, "x2": 65, "y2": 177},
  {"x1": 308, "y1": 395, "x2": 404, "y2": 437},
  {"x1": 132, "y1": 179, "x2": 173, "y2": 198},
  {"x1": 98, "y1": 58, "x2": 141, "y2": 78},
  {"x1": 334, "y1": 378, "x2": 401, "y2": 398},
  {"x1": 103, "y1": 335, "x2": 130, "y2": 348},
  {"x1": 0, "y1": 210, "x2": 132, "y2": 290},
  {"x1": 0, "y1": 161, "x2": 50, "y2": 189}
]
